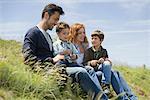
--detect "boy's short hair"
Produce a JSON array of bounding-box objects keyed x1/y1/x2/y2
[
  {"x1": 56, "y1": 22, "x2": 70, "y2": 33},
  {"x1": 91, "y1": 30, "x2": 104, "y2": 40}
]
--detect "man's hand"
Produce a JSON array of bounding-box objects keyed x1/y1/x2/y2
[
  {"x1": 53, "y1": 54, "x2": 64, "y2": 63},
  {"x1": 90, "y1": 60, "x2": 99, "y2": 67}
]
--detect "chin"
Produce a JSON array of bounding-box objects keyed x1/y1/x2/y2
[
  {"x1": 80, "y1": 39, "x2": 84, "y2": 42},
  {"x1": 92, "y1": 44, "x2": 96, "y2": 46},
  {"x1": 79, "y1": 40, "x2": 84, "y2": 42},
  {"x1": 48, "y1": 28, "x2": 52, "y2": 31},
  {"x1": 48, "y1": 26, "x2": 53, "y2": 30}
]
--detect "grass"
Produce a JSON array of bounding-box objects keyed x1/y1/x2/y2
[
  {"x1": 0, "y1": 39, "x2": 80, "y2": 100},
  {"x1": 0, "y1": 39, "x2": 150, "y2": 100},
  {"x1": 113, "y1": 66, "x2": 150, "y2": 100}
]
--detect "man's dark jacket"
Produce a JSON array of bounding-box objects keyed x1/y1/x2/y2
[{"x1": 22, "y1": 26, "x2": 54, "y2": 66}]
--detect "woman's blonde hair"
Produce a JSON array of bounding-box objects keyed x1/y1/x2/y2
[{"x1": 68, "y1": 23, "x2": 88, "y2": 44}]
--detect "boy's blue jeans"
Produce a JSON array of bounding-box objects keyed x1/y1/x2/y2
[
  {"x1": 86, "y1": 61, "x2": 112, "y2": 85},
  {"x1": 111, "y1": 70, "x2": 138, "y2": 100},
  {"x1": 85, "y1": 61, "x2": 137, "y2": 100},
  {"x1": 95, "y1": 69, "x2": 137, "y2": 100},
  {"x1": 97, "y1": 61, "x2": 112, "y2": 84}
]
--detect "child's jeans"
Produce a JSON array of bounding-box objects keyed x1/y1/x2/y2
[
  {"x1": 56, "y1": 60, "x2": 82, "y2": 67},
  {"x1": 95, "y1": 61, "x2": 112, "y2": 85}
]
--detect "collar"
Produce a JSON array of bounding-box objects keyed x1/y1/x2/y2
[
  {"x1": 36, "y1": 25, "x2": 47, "y2": 34},
  {"x1": 92, "y1": 46, "x2": 102, "y2": 52},
  {"x1": 57, "y1": 38, "x2": 70, "y2": 44}
]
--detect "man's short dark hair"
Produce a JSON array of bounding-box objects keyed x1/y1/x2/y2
[
  {"x1": 56, "y1": 22, "x2": 70, "y2": 33},
  {"x1": 42, "y1": 3, "x2": 64, "y2": 18}
]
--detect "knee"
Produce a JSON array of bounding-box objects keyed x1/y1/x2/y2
[
  {"x1": 103, "y1": 61, "x2": 112, "y2": 67},
  {"x1": 96, "y1": 71, "x2": 102, "y2": 77},
  {"x1": 85, "y1": 65, "x2": 94, "y2": 71},
  {"x1": 77, "y1": 67, "x2": 88, "y2": 74},
  {"x1": 76, "y1": 68, "x2": 89, "y2": 80}
]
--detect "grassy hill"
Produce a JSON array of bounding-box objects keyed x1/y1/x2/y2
[{"x1": 0, "y1": 39, "x2": 150, "y2": 100}]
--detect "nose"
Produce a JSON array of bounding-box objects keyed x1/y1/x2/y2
[
  {"x1": 54, "y1": 21, "x2": 58, "y2": 26},
  {"x1": 82, "y1": 32, "x2": 85, "y2": 36},
  {"x1": 91, "y1": 39, "x2": 95, "y2": 42},
  {"x1": 54, "y1": 22, "x2": 57, "y2": 26}
]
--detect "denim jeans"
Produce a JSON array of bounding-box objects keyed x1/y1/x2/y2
[
  {"x1": 66, "y1": 67, "x2": 108, "y2": 100},
  {"x1": 91, "y1": 60, "x2": 137, "y2": 100},
  {"x1": 96, "y1": 61, "x2": 112, "y2": 84},
  {"x1": 84, "y1": 66, "x2": 102, "y2": 90},
  {"x1": 111, "y1": 70, "x2": 138, "y2": 100},
  {"x1": 56, "y1": 60, "x2": 82, "y2": 67}
]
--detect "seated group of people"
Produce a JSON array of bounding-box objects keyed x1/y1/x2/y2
[{"x1": 22, "y1": 3, "x2": 137, "y2": 100}]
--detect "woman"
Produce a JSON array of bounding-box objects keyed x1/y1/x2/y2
[
  {"x1": 68, "y1": 24, "x2": 137, "y2": 100},
  {"x1": 68, "y1": 23, "x2": 89, "y2": 65}
]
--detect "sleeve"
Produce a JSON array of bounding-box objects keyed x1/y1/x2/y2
[
  {"x1": 82, "y1": 49, "x2": 91, "y2": 66},
  {"x1": 22, "y1": 30, "x2": 53, "y2": 66},
  {"x1": 22, "y1": 31, "x2": 38, "y2": 66},
  {"x1": 103, "y1": 49, "x2": 109, "y2": 58},
  {"x1": 53, "y1": 42, "x2": 61, "y2": 56},
  {"x1": 71, "y1": 43, "x2": 79, "y2": 54},
  {"x1": 70, "y1": 43, "x2": 79, "y2": 60}
]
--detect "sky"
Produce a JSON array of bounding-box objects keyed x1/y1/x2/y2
[{"x1": 0, "y1": 0, "x2": 150, "y2": 67}]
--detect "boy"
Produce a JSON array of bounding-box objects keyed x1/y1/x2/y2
[
  {"x1": 83, "y1": 30, "x2": 112, "y2": 95},
  {"x1": 53, "y1": 22, "x2": 81, "y2": 67}
]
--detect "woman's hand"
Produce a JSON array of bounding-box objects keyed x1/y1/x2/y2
[{"x1": 62, "y1": 50, "x2": 72, "y2": 55}]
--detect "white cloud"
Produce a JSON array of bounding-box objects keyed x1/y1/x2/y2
[
  {"x1": 1, "y1": 0, "x2": 149, "y2": 4},
  {"x1": 48, "y1": 0, "x2": 150, "y2": 3},
  {"x1": 107, "y1": 29, "x2": 150, "y2": 33},
  {"x1": 81, "y1": 19, "x2": 150, "y2": 32},
  {"x1": 119, "y1": 0, "x2": 149, "y2": 8},
  {"x1": 65, "y1": 12, "x2": 86, "y2": 19},
  {"x1": 0, "y1": 22, "x2": 33, "y2": 41},
  {"x1": 127, "y1": 19, "x2": 150, "y2": 26},
  {"x1": 84, "y1": 19, "x2": 112, "y2": 24},
  {"x1": 0, "y1": 22, "x2": 33, "y2": 33},
  {"x1": 118, "y1": 0, "x2": 149, "y2": 15},
  {"x1": 82, "y1": 19, "x2": 115, "y2": 31},
  {"x1": 0, "y1": 0, "x2": 48, "y2": 4}
]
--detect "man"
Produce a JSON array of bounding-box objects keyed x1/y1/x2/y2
[
  {"x1": 22, "y1": 3, "x2": 108, "y2": 100},
  {"x1": 23, "y1": 4, "x2": 64, "y2": 68}
]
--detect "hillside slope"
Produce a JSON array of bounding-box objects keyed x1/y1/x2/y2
[{"x1": 0, "y1": 39, "x2": 150, "y2": 100}]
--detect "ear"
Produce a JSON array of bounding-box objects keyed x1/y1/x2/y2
[{"x1": 44, "y1": 12, "x2": 50, "y2": 19}]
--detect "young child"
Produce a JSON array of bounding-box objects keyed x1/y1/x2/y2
[
  {"x1": 83, "y1": 30, "x2": 112, "y2": 95},
  {"x1": 53, "y1": 22, "x2": 81, "y2": 67}
]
